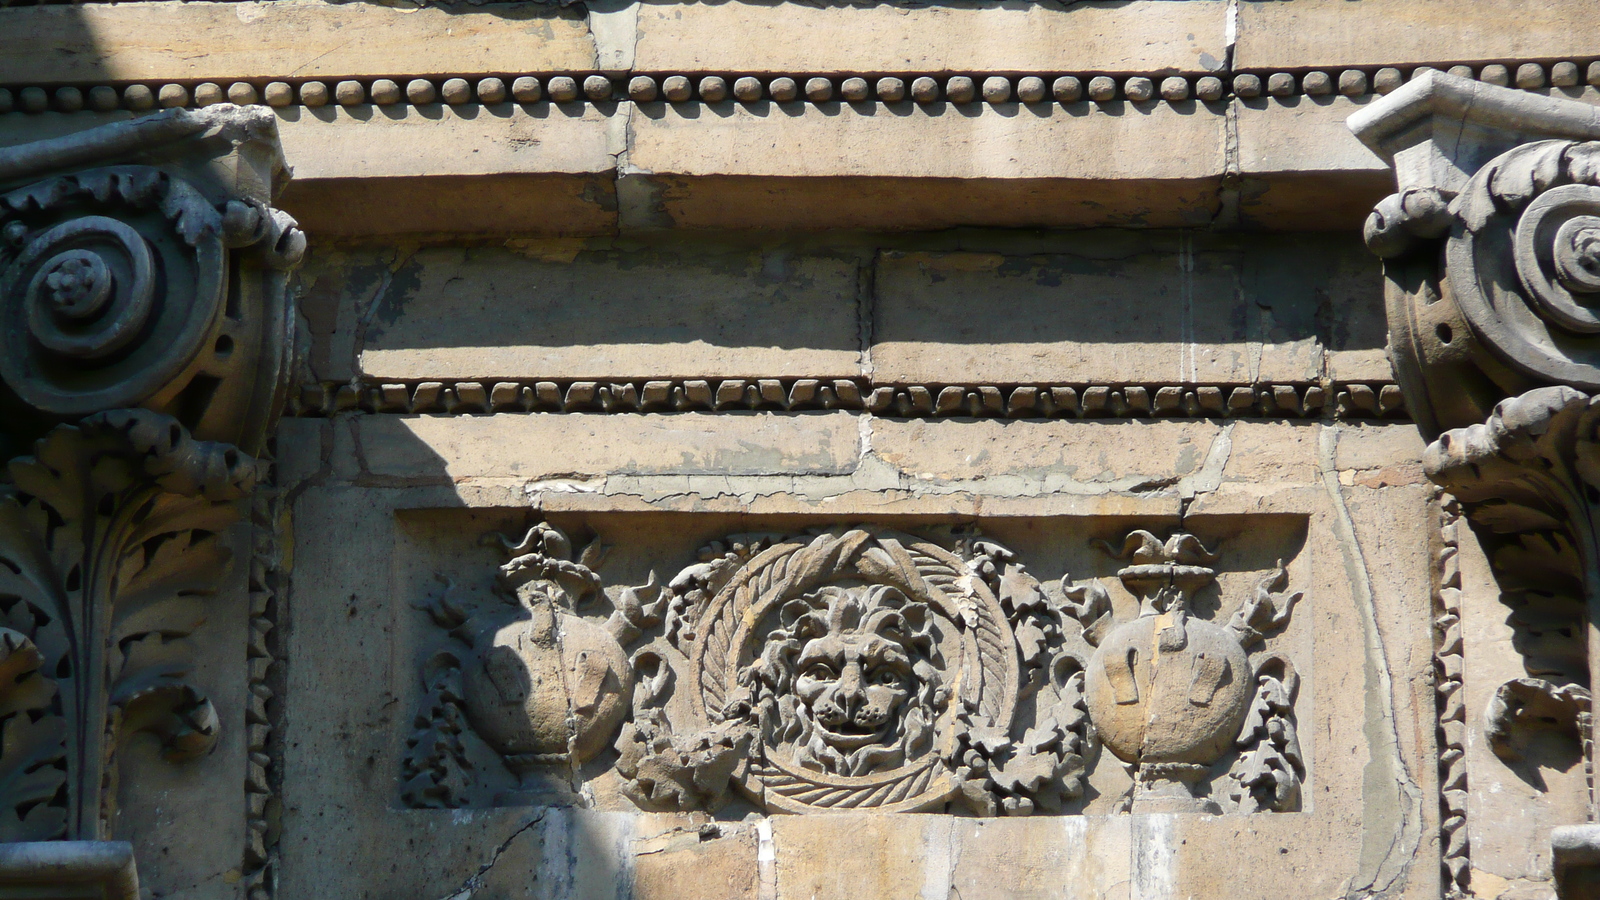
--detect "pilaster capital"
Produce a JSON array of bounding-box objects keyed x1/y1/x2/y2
[{"x1": 0, "y1": 107, "x2": 301, "y2": 891}]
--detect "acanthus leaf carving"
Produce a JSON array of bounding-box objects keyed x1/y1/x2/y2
[{"x1": 0, "y1": 409, "x2": 255, "y2": 840}]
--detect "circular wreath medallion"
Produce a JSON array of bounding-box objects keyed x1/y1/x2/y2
[{"x1": 683, "y1": 528, "x2": 1018, "y2": 813}]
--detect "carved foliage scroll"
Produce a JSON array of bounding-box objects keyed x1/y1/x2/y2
[{"x1": 0, "y1": 164, "x2": 303, "y2": 458}]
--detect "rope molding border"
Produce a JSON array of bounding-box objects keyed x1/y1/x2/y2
[
  {"x1": 2, "y1": 60, "x2": 1596, "y2": 115},
  {"x1": 286, "y1": 378, "x2": 1409, "y2": 420}
]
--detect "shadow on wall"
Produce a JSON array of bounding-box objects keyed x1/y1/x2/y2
[{"x1": 293, "y1": 232, "x2": 1383, "y2": 390}]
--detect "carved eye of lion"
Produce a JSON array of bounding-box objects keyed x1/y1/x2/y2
[
  {"x1": 870, "y1": 668, "x2": 902, "y2": 686},
  {"x1": 803, "y1": 663, "x2": 836, "y2": 681}
]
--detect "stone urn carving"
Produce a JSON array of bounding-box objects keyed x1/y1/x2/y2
[
  {"x1": 458, "y1": 594, "x2": 633, "y2": 771},
  {"x1": 1071, "y1": 531, "x2": 1303, "y2": 814},
  {"x1": 406, "y1": 522, "x2": 648, "y2": 806}
]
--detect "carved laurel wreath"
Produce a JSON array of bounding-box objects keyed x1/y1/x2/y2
[{"x1": 681, "y1": 528, "x2": 1019, "y2": 813}]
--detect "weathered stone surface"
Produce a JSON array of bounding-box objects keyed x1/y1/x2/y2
[
  {"x1": 634, "y1": 0, "x2": 1229, "y2": 76},
  {"x1": 8, "y1": 0, "x2": 1554, "y2": 892},
  {"x1": 1236, "y1": 0, "x2": 1600, "y2": 70},
  {"x1": 0, "y1": 0, "x2": 596, "y2": 84},
  {"x1": 1233, "y1": 96, "x2": 1392, "y2": 231},
  {"x1": 267, "y1": 410, "x2": 1440, "y2": 898},
  {"x1": 313, "y1": 243, "x2": 864, "y2": 382},
  {"x1": 625, "y1": 100, "x2": 1225, "y2": 230},
  {"x1": 870, "y1": 418, "x2": 1231, "y2": 493},
  {"x1": 871, "y1": 235, "x2": 1384, "y2": 386},
  {"x1": 274, "y1": 104, "x2": 620, "y2": 237},
  {"x1": 353, "y1": 411, "x2": 863, "y2": 483}
]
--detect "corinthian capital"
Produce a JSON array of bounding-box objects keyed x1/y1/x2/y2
[
  {"x1": 1353, "y1": 73, "x2": 1600, "y2": 899},
  {"x1": 0, "y1": 107, "x2": 301, "y2": 898}
]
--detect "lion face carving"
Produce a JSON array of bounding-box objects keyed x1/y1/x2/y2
[{"x1": 750, "y1": 583, "x2": 944, "y2": 777}]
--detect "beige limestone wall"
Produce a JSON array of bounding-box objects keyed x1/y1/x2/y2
[
  {"x1": 292, "y1": 230, "x2": 1389, "y2": 389},
  {"x1": 3, "y1": 1, "x2": 1573, "y2": 897},
  {"x1": 5, "y1": 0, "x2": 1597, "y2": 236}
]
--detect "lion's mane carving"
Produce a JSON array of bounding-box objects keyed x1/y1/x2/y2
[{"x1": 747, "y1": 583, "x2": 947, "y2": 777}]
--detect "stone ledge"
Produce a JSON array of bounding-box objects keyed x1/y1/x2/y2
[
  {"x1": 0, "y1": 0, "x2": 598, "y2": 85},
  {"x1": 632, "y1": 0, "x2": 1230, "y2": 76},
  {"x1": 286, "y1": 378, "x2": 1410, "y2": 422},
  {"x1": 1235, "y1": 0, "x2": 1600, "y2": 70},
  {"x1": 269, "y1": 95, "x2": 1394, "y2": 233},
  {"x1": 271, "y1": 102, "x2": 621, "y2": 236},
  {"x1": 0, "y1": 93, "x2": 1406, "y2": 233}
]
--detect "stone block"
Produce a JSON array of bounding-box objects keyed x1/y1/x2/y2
[
  {"x1": 331, "y1": 244, "x2": 863, "y2": 382},
  {"x1": 1237, "y1": 234, "x2": 1391, "y2": 385},
  {"x1": 632, "y1": 822, "x2": 760, "y2": 899},
  {"x1": 352, "y1": 411, "x2": 863, "y2": 483},
  {"x1": 634, "y1": 0, "x2": 1229, "y2": 76},
  {"x1": 869, "y1": 418, "x2": 1233, "y2": 495},
  {"x1": 625, "y1": 100, "x2": 1226, "y2": 230},
  {"x1": 1219, "y1": 421, "x2": 1321, "y2": 485},
  {"x1": 1236, "y1": 0, "x2": 1600, "y2": 70},
  {"x1": 871, "y1": 242, "x2": 1345, "y2": 386},
  {"x1": 274, "y1": 104, "x2": 620, "y2": 237},
  {"x1": 0, "y1": 0, "x2": 596, "y2": 84},
  {"x1": 947, "y1": 817, "x2": 1132, "y2": 900},
  {"x1": 770, "y1": 814, "x2": 951, "y2": 900},
  {"x1": 1232, "y1": 96, "x2": 1393, "y2": 232}
]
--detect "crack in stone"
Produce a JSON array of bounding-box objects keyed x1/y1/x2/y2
[
  {"x1": 438, "y1": 810, "x2": 548, "y2": 900},
  {"x1": 1317, "y1": 425, "x2": 1424, "y2": 899}
]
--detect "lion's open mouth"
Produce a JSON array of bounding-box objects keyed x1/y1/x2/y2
[{"x1": 815, "y1": 719, "x2": 890, "y2": 749}]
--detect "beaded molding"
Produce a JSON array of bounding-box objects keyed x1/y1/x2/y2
[
  {"x1": 286, "y1": 378, "x2": 1408, "y2": 420},
  {"x1": 1433, "y1": 497, "x2": 1469, "y2": 898},
  {"x1": 1, "y1": 61, "x2": 1597, "y2": 115},
  {"x1": 242, "y1": 483, "x2": 284, "y2": 900}
]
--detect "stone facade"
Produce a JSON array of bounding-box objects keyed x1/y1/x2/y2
[{"x1": 0, "y1": 1, "x2": 1596, "y2": 899}]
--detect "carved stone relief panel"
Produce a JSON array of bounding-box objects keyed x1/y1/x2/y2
[
  {"x1": 271, "y1": 409, "x2": 1433, "y2": 899},
  {"x1": 393, "y1": 513, "x2": 1311, "y2": 819}
]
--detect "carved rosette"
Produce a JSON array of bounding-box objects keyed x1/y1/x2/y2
[{"x1": 678, "y1": 529, "x2": 1019, "y2": 813}]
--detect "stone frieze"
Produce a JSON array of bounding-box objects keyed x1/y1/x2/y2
[{"x1": 401, "y1": 520, "x2": 1306, "y2": 818}]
